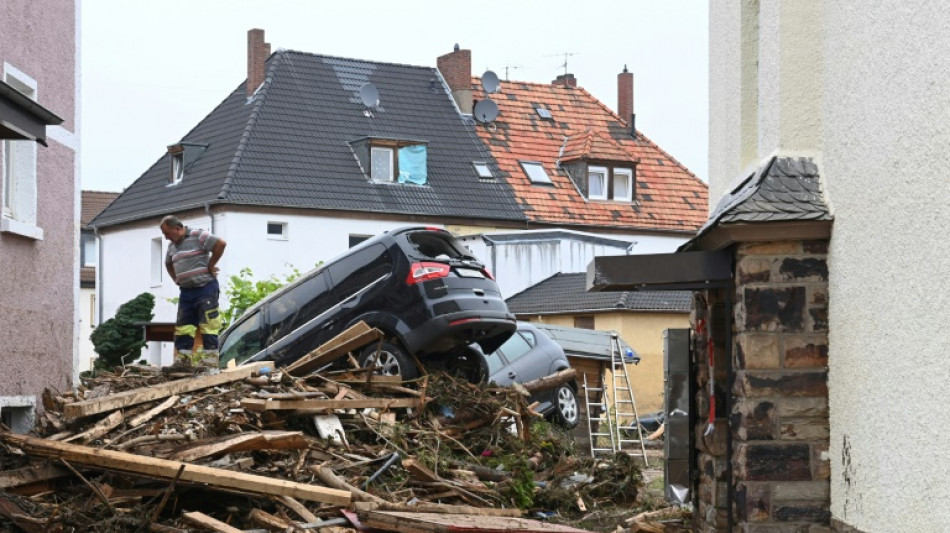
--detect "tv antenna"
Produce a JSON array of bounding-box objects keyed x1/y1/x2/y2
[
  {"x1": 546, "y1": 52, "x2": 577, "y2": 75},
  {"x1": 504, "y1": 64, "x2": 523, "y2": 80}
]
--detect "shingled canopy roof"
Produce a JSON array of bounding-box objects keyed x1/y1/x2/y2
[
  {"x1": 506, "y1": 272, "x2": 692, "y2": 315},
  {"x1": 470, "y1": 78, "x2": 708, "y2": 233},
  {"x1": 681, "y1": 156, "x2": 831, "y2": 251},
  {"x1": 91, "y1": 51, "x2": 525, "y2": 228}
]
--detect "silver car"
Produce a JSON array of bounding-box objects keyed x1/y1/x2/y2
[{"x1": 482, "y1": 322, "x2": 579, "y2": 428}]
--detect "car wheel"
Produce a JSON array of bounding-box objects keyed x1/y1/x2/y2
[
  {"x1": 551, "y1": 384, "x2": 579, "y2": 429},
  {"x1": 359, "y1": 341, "x2": 418, "y2": 380},
  {"x1": 449, "y1": 346, "x2": 489, "y2": 384}
]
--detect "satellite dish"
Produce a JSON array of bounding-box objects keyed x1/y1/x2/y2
[
  {"x1": 359, "y1": 83, "x2": 379, "y2": 107},
  {"x1": 482, "y1": 70, "x2": 500, "y2": 94},
  {"x1": 473, "y1": 99, "x2": 499, "y2": 123}
]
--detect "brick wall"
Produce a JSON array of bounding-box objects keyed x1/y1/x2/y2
[{"x1": 693, "y1": 240, "x2": 831, "y2": 532}]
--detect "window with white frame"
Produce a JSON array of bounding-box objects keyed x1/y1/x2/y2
[
  {"x1": 588, "y1": 166, "x2": 608, "y2": 200},
  {"x1": 267, "y1": 221, "x2": 288, "y2": 240},
  {"x1": 613, "y1": 168, "x2": 633, "y2": 201},
  {"x1": 170, "y1": 152, "x2": 184, "y2": 185},
  {"x1": 81, "y1": 231, "x2": 97, "y2": 267},
  {"x1": 150, "y1": 237, "x2": 164, "y2": 286},
  {"x1": 1, "y1": 67, "x2": 39, "y2": 230},
  {"x1": 371, "y1": 147, "x2": 394, "y2": 182}
]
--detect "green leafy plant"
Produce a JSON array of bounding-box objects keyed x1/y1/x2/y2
[
  {"x1": 221, "y1": 266, "x2": 306, "y2": 329},
  {"x1": 90, "y1": 292, "x2": 155, "y2": 370}
]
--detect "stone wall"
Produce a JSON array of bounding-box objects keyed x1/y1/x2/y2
[{"x1": 693, "y1": 240, "x2": 831, "y2": 532}]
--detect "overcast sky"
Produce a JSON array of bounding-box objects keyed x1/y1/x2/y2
[{"x1": 80, "y1": 1, "x2": 708, "y2": 192}]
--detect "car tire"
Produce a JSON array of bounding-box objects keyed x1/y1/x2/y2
[
  {"x1": 551, "y1": 384, "x2": 579, "y2": 429},
  {"x1": 359, "y1": 341, "x2": 418, "y2": 380},
  {"x1": 450, "y1": 346, "x2": 489, "y2": 384}
]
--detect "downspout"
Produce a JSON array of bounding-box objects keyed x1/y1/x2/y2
[
  {"x1": 204, "y1": 202, "x2": 215, "y2": 233},
  {"x1": 94, "y1": 226, "x2": 102, "y2": 328}
]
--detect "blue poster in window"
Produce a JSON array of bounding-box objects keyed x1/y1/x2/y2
[{"x1": 397, "y1": 145, "x2": 427, "y2": 185}]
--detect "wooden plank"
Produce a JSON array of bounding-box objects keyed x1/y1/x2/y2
[
  {"x1": 182, "y1": 511, "x2": 244, "y2": 533},
  {"x1": 521, "y1": 368, "x2": 577, "y2": 394},
  {"x1": 0, "y1": 463, "x2": 68, "y2": 489},
  {"x1": 0, "y1": 432, "x2": 350, "y2": 506},
  {"x1": 284, "y1": 322, "x2": 383, "y2": 376},
  {"x1": 63, "y1": 410, "x2": 124, "y2": 443},
  {"x1": 63, "y1": 362, "x2": 273, "y2": 418},
  {"x1": 128, "y1": 395, "x2": 179, "y2": 427},
  {"x1": 351, "y1": 501, "x2": 522, "y2": 518},
  {"x1": 241, "y1": 397, "x2": 422, "y2": 411},
  {"x1": 168, "y1": 431, "x2": 308, "y2": 461},
  {"x1": 359, "y1": 511, "x2": 594, "y2": 533}
]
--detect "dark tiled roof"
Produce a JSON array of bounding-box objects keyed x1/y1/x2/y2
[
  {"x1": 92, "y1": 51, "x2": 526, "y2": 227},
  {"x1": 505, "y1": 272, "x2": 692, "y2": 315},
  {"x1": 81, "y1": 191, "x2": 119, "y2": 227},
  {"x1": 688, "y1": 156, "x2": 831, "y2": 243},
  {"x1": 471, "y1": 78, "x2": 709, "y2": 233}
]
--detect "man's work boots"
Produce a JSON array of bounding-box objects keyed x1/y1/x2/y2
[{"x1": 197, "y1": 351, "x2": 219, "y2": 368}]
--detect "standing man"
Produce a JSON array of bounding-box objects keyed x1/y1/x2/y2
[{"x1": 160, "y1": 215, "x2": 227, "y2": 367}]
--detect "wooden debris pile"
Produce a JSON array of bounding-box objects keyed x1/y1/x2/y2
[{"x1": 1, "y1": 353, "x2": 647, "y2": 532}]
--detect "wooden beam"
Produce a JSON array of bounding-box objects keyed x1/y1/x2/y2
[
  {"x1": 359, "y1": 511, "x2": 594, "y2": 533},
  {"x1": 241, "y1": 397, "x2": 422, "y2": 412},
  {"x1": 284, "y1": 322, "x2": 383, "y2": 376},
  {"x1": 182, "y1": 511, "x2": 244, "y2": 533},
  {"x1": 63, "y1": 362, "x2": 272, "y2": 418},
  {"x1": 0, "y1": 432, "x2": 350, "y2": 506},
  {"x1": 168, "y1": 431, "x2": 308, "y2": 462},
  {"x1": 351, "y1": 501, "x2": 522, "y2": 518},
  {"x1": 0, "y1": 463, "x2": 68, "y2": 489},
  {"x1": 128, "y1": 395, "x2": 179, "y2": 428},
  {"x1": 63, "y1": 410, "x2": 124, "y2": 443},
  {"x1": 520, "y1": 368, "x2": 577, "y2": 394}
]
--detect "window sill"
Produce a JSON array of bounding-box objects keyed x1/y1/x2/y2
[{"x1": 0, "y1": 218, "x2": 44, "y2": 240}]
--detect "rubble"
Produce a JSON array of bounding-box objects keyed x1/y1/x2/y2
[{"x1": 0, "y1": 337, "x2": 683, "y2": 532}]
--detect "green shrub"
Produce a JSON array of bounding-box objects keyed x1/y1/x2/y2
[{"x1": 90, "y1": 292, "x2": 155, "y2": 370}]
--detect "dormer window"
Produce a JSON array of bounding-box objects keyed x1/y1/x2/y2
[
  {"x1": 587, "y1": 164, "x2": 634, "y2": 202},
  {"x1": 166, "y1": 142, "x2": 208, "y2": 186},
  {"x1": 371, "y1": 147, "x2": 393, "y2": 182},
  {"x1": 352, "y1": 137, "x2": 428, "y2": 185},
  {"x1": 170, "y1": 152, "x2": 184, "y2": 185}
]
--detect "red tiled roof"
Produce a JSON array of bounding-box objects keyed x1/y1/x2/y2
[
  {"x1": 472, "y1": 78, "x2": 708, "y2": 232},
  {"x1": 81, "y1": 190, "x2": 119, "y2": 226}
]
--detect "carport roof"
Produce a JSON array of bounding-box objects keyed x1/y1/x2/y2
[{"x1": 506, "y1": 272, "x2": 692, "y2": 315}]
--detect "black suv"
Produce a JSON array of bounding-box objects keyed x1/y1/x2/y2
[{"x1": 218, "y1": 227, "x2": 516, "y2": 378}]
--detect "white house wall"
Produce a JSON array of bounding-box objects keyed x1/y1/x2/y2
[
  {"x1": 460, "y1": 231, "x2": 685, "y2": 298},
  {"x1": 99, "y1": 212, "x2": 432, "y2": 366},
  {"x1": 709, "y1": 2, "x2": 950, "y2": 529}
]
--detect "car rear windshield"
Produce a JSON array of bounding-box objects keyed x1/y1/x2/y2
[{"x1": 404, "y1": 231, "x2": 474, "y2": 260}]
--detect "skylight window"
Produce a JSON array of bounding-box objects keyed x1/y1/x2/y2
[
  {"x1": 473, "y1": 162, "x2": 493, "y2": 179},
  {"x1": 535, "y1": 107, "x2": 553, "y2": 120},
  {"x1": 520, "y1": 161, "x2": 552, "y2": 184},
  {"x1": 170, "y1": 153, "x2": 184, "y2": 185}
]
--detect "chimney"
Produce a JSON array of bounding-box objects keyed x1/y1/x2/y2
[
  {"x1": 437, "y1": 44, "x2": 473, "y2": 114},
  {"x1": 247, "y1": 28, "x2": 271, "y2": 97},
  {"x1": 552, "y1": 73, "x2": 577, "y2": 87},
  {"x1": 618, "y1": 65, "x2": 635, "y2": 136}
]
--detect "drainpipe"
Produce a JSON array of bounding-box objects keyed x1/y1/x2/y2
[
  {"x1": 94, "y1": 226, "x2": 103, "y2": 328},
  {"x1": 204, "y1": 202, "x2": 215, "y2": 233}
]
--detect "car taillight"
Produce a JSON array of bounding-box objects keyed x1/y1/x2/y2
[
  {"x1": 482, "y1": 267, "x2": 495, "y2": 280},
  {"x1": 406, "y1": 262, "x2": 451, "y2": 284}
]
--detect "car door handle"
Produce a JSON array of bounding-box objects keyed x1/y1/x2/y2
[{"x1": 473, "y1": 289, "x2": 485, "y2": 296}]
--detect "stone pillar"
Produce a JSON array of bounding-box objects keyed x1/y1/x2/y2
[
  {"x1": 691, "y1": 239, "x2": 831, "y2": 532},
  {"x1": 732, "y1": 239, "x2": 831, "y2": 531}
]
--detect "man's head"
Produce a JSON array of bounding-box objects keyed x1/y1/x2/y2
[{"x1": 160, "y1": 215, "x2": 186, "y2": 243}]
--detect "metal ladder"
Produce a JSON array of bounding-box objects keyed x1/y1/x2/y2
[
  {"x1": 582, "y1": 372, "x2": 616, "y2": 457},
  {"x1": 582, "y1": 334, "x2": 649, "y2": 465},
  {"x1": 608, "y1": 333, "x2": 649, "y2": 465}
]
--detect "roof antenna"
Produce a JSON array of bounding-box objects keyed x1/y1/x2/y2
[
  {"x1": 504, "y1": 64, "x2": 523, "y2": 81},
  {"x1": 546, "y1": 52, "x2": 577, "y2": 75}
]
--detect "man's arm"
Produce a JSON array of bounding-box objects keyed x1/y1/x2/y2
[
  {"x1": 208, "y1": 238, "x2": 227, "y2": 277},
  {"x1": 165, "y1": 261, "x2": 178, "y2": 285}
]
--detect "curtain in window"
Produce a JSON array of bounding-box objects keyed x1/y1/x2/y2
[{"x1": 397, "y1": 145, "x2": 427, "y2": 185}]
